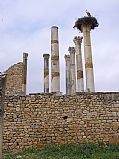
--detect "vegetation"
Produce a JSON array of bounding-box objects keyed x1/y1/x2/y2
[{"x1": 4, "y1": 143, "x2": 119, "y2": 159}]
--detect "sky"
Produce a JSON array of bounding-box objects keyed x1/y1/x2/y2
[{"x1": 0, "y1": 0, "x2": 119, "y2": 94}]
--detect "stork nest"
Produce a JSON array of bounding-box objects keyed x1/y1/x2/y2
[{"x1": 73, "y1": 16, "x2": 99, "y2": 31}]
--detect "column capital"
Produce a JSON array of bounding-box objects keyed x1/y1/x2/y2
[
  {"x1": 23, "y1": 52, "x2": 28, "y2": 57},
  {"x1": 43, "y1": 54, "x2": 50, "y2": 59},
  {"x1": 23, "y1": 52, "x2": 28, "y2": 59},
  {"x1": 68, "y1": 47, "x2": 75, "y2": 54},
  {"x1": 64, "y1": 55, "x2": 70, "y2": 61},
  {"x1": 73, "y1": 36, "x2": 83, "y2": 45},
  {"x1": 51, "y1": 26, "x2": 58, "y2": 29}
]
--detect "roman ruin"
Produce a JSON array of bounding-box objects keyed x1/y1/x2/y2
[
  {"x1": 22, "y1": 53, "x2": 28, "y2": 95},
  {"x1": 2, "y1": 12, "x2": 119, "y2": 153},
  {"x1": 82, "y1": 24, "x2": 95, "y2": 92},
  {"x1": 74, "y1": 14, "x2": 98, "y2": 92},
  {"x1": 0, "y1": 72, "x2": 6, "y2": 159},
  {"x1": 73, "y1": 36, "x2": 84, "y2": 92},
  {"x1": 64, "y1": 55, "x2": 71, "y2": 95},
  {"x1": 51, "y1": 26, "x2": 60, "y2": 93},
  {"x1": 43, "y1": 54, "x2": 50, "y2": 93},
  {"x1": 2, "y1": 12, "x2": 99, "y2": 96},
  {"x1": 0, "y1": 72, "x2": 3, "y2": 159},
  {"x1": 68, "y1": 47, "x2": 76, "y2": 95}
]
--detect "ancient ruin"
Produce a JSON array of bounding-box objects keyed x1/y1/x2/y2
[
  {"x1": 73, "y1": 36, "x2": 84, "y2": 92},
  {"x1": 1, "y1": 13, "x2": 98, "y2": 96},
  {"x1": 43, "y1": 54, "x2": 50, "y2": 93},
  {"x1": 0, "y1": 12, "x2": 119, "y2": 153},
  {"x1": 22, "y1": 53, "x2": 28, "y2": 95},
  {"x1": 74, "y1": 15, "x2": 98, "y2": 92},
  {"x1": 0, "y1": 72, "x2": 6, "y2": 158},
  {"x1": 51, "y1": 26, "x2": 60, "y2": 94},
  {"x1": 64, "y1": 55, "x2": 71, "y2": 95},
  {"x1": 3, "y1": 54, "x2": 28, "y2": 96},
  {"x1": 68, "y1": 47, "x2": 76, "y2": 95}
]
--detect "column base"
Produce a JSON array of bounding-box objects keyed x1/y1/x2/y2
[{"x1": 51, "y1": 92, "x2": 63, "y2": 96}]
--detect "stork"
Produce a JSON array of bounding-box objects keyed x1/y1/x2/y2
[{"x1": 86, "y1": 10, "x2": 91, "y2": 17}]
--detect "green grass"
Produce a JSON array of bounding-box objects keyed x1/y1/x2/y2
[{"x1": 4, "y1": 143, "x2": 119, "y2": 159}]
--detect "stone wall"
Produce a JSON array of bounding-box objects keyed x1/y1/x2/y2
[
  {"x1": 4, "y1": 62, "x2": 24, "y2": 96},
  {"x1": 3, "y1": 92, "x2": 119, "y2": 152}
]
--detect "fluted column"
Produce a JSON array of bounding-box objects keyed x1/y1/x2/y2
[
  {"x1": 73, "y1": 36, "x2": 84, "y2": 92},
  {"x1": 82, "y1": 25, "x2": 95, "y2": 92},
  {"x1": 22, "y1": 52, "x2": 28, "y2": 95},
  {"x1": 68, "y1": 47, "x2": 76, "y2": 95},
  {"x1": 43, "y1": 54, "x2": 50, "y2": 93},
  {"x1": 64, "y1": 55, "x2": 71, "y2": 95},
  {"x1": 51, "y1": 26, "x2": 60, "y2": 93}
]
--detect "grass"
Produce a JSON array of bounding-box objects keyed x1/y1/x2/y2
[{"x1": 4, "y1": 143, "x2": 119, "y2": 159}]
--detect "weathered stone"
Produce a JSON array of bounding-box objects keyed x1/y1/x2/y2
[
  {"x1": 111, "y1": 122, "x2": 119, "y2": 131},
  {"x1": 68, "y1": 47, "x2": 76, "y2": 95},
  {"x1": 73, "y1": 36, "x2": 84, "y2": 92},
  {"x1": 4, "y1": 63, "x2": 24, "y2": 96},
  {"x1": 2, "y1": 93, "x2": 119, "y2": 152},
  {"x1": 64, "y1": 55, "x2": 71, "y2": 95},
  {"x1": 43, "y1": 54, "x2": 50, "y2": 93},
  {"x1": 51, "y1": 26, "x2": 60, "y2": 93},
  {"x1": 81, "y1": 25, "x2": 95, "y2": 92}
]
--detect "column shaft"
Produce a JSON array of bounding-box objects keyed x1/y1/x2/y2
[
  {"x1": 0, "y1": 73, "x2": 4, "y2": 159},
  {"x1": 51, "y1": 26, "x2": 60, "y2": 92},
  {"x1": 22, "y1": 53, "x2": 28, "y2": 95},
  {"x1": 64, "y1": 55, "x2": 71, "y2": 95},
  {"x1": 68, "y1": 47, "x2": 76, "y2": 95},
  {"x1": 82, "y1": 25, "x2": 95, "y2": 92},
  {"x1": 73, "y1": 36, "x2": 84, "y2": 92},
  {"x1": 43, "y1": 54, "x2": 50, "y2": 93}
]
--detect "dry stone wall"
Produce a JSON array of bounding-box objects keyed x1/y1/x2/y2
[
  {"x1": 4, "y1": 62, "x2": 24, "y2": 96},
  {"x1": 3, "y1": 92, "x2": 119, "y2": 152}
]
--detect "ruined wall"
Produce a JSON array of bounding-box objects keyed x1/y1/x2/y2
[
  {"x1": 3, "y1": 93, "x2": 119, "y2": 152},
  {"x1": 4, "y1": 63, "x2": 24, "y2": 96}
]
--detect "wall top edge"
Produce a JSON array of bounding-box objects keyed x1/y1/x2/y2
[{"x1": 3, "y1": 92, "x2": 119, "y2": 98}]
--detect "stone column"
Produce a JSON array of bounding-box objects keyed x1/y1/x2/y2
[
  {"x1": 51, "y1": 26, "x2": 60, "y2": 93},
  {"x1": 82, "y1": 25, "x2": 95, "y2": 92},
  {"x1": 64, "y1": 55, "x2": 71, "y2": 95},
  {"x1": 74, "y1": 16, "x2": 98, "y2": 92},
  {"x1": 22, "y1": 53, "x2": 28, "y2": 95},
  {"x1": 73, "y1": 36, "x2": 84, "y2": 92},
  {"x1": 0, "y1": 72, "x2": 4, "y2": 159},
  {"x1": 68, "y1": 47, "x2": 76, "y2": 95},
  {"x1": 43, "y1": 54, "x2": 50, "y2": 93}
]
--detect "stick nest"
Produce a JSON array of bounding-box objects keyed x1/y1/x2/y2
[{"x1": 73, "y1": 16, "x2": 99, "y2": 31}]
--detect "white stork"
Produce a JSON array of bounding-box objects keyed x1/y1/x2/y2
[{"x1": 86, "y1": 10, "x2": 91, "y2": 17}]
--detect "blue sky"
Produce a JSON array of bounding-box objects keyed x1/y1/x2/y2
[{"x1": 0, "y1": 0, "x2": 119, "y2": 93}]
